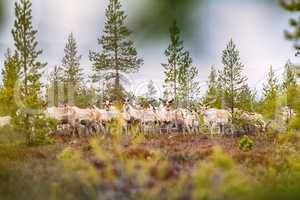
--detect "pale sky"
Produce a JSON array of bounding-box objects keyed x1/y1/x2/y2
[{"x1": 0, "y1": 0, "x2": 298, "y2": 98}]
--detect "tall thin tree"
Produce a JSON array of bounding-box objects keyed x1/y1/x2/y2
[
  {"x1": 162, "y1": 21, "x2": 185, "y2": 104},
  {"x1": 145, "y1": 80, "x2": 157, "y2": 99},
  {"x1": 89, "y1": 0, "x2": 143, "y2": 100},
  {"x1": 219, "y1": 39, "x2": 248, "y2": 115},
  {"x1": 202, "y1": 66, "x2": 222, "y2": 108},
  {"x1": 282, "y1": 60, "x2": 298, "y2": 125},
  {"x1": 178, "y1": 51, "x2": 200, "y2": 107},
  {"x1": 46, "y1": 65, "x2": 63, "y2": 107},
  {"x1": 62, "y1": 33, "x2": 83, "y2": 105},
  {"x1": 12, "y1": 0, "x2": 47, "y2": 144},
  {"x1": 261, "y1": 66, "x2": 280, "y2": 119}
]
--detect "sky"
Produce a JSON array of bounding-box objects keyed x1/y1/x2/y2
[{"x1": 0, "y1": 0, "x2": 298, "y2": 98}]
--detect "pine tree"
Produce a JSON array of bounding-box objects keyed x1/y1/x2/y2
[
  {"x1": 261, "y1": 66, "x2": 280, "y2": 119},
  {"x1": 62, "y1": 33, "x2": 83, "y2": 105},
  {"x1": 0, "y1": 49, "x2": 20, "y2": 116},
  {"x1": 89, "y1": 0, "x2": 143, "y2": 100},
  {"x1": 11, "y1": 0, "x2": 47, "y2": 144},
  {"x1": 162, "y1": 21, "x2": 185, "y2": 104},
  {"x1": 280, "y1": 0, "x2": 300, "y2": 50},
  {"x1": 145, "y1": 80, "x2": 157, "y2": 99},
  {"x1": 202, "y1": 66, "x2": 222, "y2": 108},
  {"x1": 218, "y1": 39, "x2": 248, "y2": 115},
  {"x1": 178, "y1": 51, "x2": 200, "y2": 107},
  {"x1": 238, "y1": 85, "x2": 256, "y2": 112},
  {"x1": 282, "y1": 60, "x2": 298, "y2": 125},
  {"x1": 263, "y1": 66, "x2": 279, "y2": 98},
  {"x1": 282, "y1": 60, "x2": 297, "y2": 90},
  {"x1": 46, "y1": 65, "x2": 63, "y2": 107}
]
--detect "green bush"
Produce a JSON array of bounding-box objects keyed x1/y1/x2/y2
[
  {"x1": 239, "y1": 135, "x2": 254, "y2": 152},
  {"x1": 12, "y1": 114, "x2": 57, "y2": 146}
]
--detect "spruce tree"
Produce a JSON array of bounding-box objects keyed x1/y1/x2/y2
[
  {"x1": 263, "y1": 66, "x2": 279, "y2": 98},
  {"x1": 162, "y1": 21, "x2": 185, "y2": 104},
  {"x1": 282, "y1": 60, "x2": 298, "y2": 125},
  {"x1": 282, "y1": 60, "x2": 297, "y2": 90},
  {"x1": 11, "y1": 0, "x2": 47, "y2": 144},
  {"x1": 178, "y1": 51, "x2": 200, "y2": 107},
  {"x1": 202, "y1": 66, "x2": 222, "y2": 108},
  {"x1": 238, "y1": 85, "x2": 256, "y2": 112},
  {"x1": 145, "y1": 80, "x2": 157, "y2": 99},
  {"x1": 89, "y1": 0, "x2": 143, "y2": 100},
  {"x1": 261, "y1": 66, "x2": 279, "y2": 119},
  {"x1": 62, "y1": 33, "x2": 83, "y2": 105},
  {"x1": 0, "y1": 49, "x2": 20, "y2": 116},
  {"x1": 46, "y1": 65, "x2": 63, "y2": 107},
  {"x1": 218, "y1": 39, "x2": 248, "y2": 115}
]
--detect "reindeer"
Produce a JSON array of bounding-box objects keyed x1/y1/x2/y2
[
  {"x1": 0, "y1": 116, "x2": 11, "y2": 128},
  {"x1": 152, "y1": 99, "x2": 177, "y2": 134},
  {"x1": 92, "y1": 99, "x2": 119, "y2": 134},
  {"x1": 44, "y1": 104, "x2": 78, "y2": 137},
  {"x1": 197, "y1": 103, "x2": 232, "y2": 135},
  {"x1": 235, "y1": 109, "x2": 268, "y2": 134},
  {"x1": 122, "y1": 97, "x2": 144, "y2": 134}
]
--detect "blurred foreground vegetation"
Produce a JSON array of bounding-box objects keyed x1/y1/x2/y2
[{"x1": 1, "y1": 128, "x2": 300, "y2": 200}]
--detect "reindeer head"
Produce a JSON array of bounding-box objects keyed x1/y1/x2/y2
[
  {"x1": 159, "y1": 98, "x2": 175, "y2": 111},
  {"x1": 198, "y1": 102, "x2": 210, "y2": 114},
  {"x1": 103, "y1": 99, "x2": 113, "y2": 110}
]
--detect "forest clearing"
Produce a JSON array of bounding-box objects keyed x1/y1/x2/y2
[{"x1": 1, "y1": 0, "x2": 300, "y2": 199}]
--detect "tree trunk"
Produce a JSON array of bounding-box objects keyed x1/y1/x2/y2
[
  {"x1": 173, "y1": 62, "x2": 177, "y2": 108},
  {"x1": 22, "y1": 7, "x2": 30, "y2": 145}
]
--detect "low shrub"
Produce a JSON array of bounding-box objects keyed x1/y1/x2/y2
[{"x1": 239, "y1": 135, "x2": 254, "y2": 152}]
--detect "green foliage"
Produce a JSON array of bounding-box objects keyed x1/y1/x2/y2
[
  {"x1": 162, "y1": 21, "x2": 199, "y2": 107},
  {"x1": 11, "y1": 0, "x2": 47, "y2": 145},
  {"x1": 58, "y1": 146, "x2": 100, "y2": 190},
  {"x1": 162, "y1": 21, "x2": 184, "y2": 102},
  {"x1": 145, "y1": 80, "x2": 157, "y2": 99},
  {"x1": 263, "y1": 66, "x2": 279, "y2": 99},
  {"x1": 75, "y1": 86, "x2": 97, "y2": 108},
  {"x1": 0, "y1": 49, "x2": 20, "y2": 116},
  {"x1": 202, "y1": 66, "x2": 223, "y2": 108},
  {"x1": 239, "y1": 136, "x2": 254, "y2": 152},
  {"x1": 237, "y1": 85, "x2": 256, "y2": 112},
  {"x1": 13, "y1": 114, "x2": 57, "y2": 146},
  {"x1": 178, "y1": 51, "x2": 200, "y2": 107},
  {"x1": 219, "y1": 39, "x2": 249, "y2": 114},
  {"x1": 282, "y1": 60, "x2": 297, "y2": 90},
  {"x1": 46, "y1": 65, "x2": 63, "y2": 107},
  {"x1": 281, "y1": 61, "x2": 299, "y2": 128},
  {"x1": 89, "y1": 0, "x2": 143, "y2": 100},
  {"x1": 62, "y1": 33, "x2": 83, "y2": 105},
  {"x1": 193, "y1": 146, "x2": 251, "y2": 200},
  {"x1": 260, "y1": 66, "x2": 280, "y2": 119},
  {"x1": 280, "y1": 0, "x2": 300, "y2": 50}
]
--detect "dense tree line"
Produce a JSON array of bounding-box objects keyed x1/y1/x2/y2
[{"x1": 0, "y1": 0, "x2": 300, "y2": 145}]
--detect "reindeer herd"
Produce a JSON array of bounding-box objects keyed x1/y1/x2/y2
[
  {"x1": 0, "y1": 96, "x2": 293, "y2": 137},
  {"x1": 38, "y1": 97, "x2": 274, "y2": 137}
]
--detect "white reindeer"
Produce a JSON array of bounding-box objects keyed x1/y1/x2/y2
[
  {"x1": 0, "y1": 116, "x2": 11, "y2": 127},
  {"x1": 198, "y1": 105, "x2": 232, "y2": 135}
]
